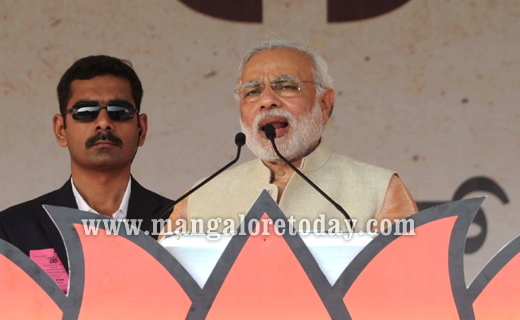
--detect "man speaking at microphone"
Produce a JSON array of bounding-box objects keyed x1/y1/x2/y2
[
  {"x1": 166, "y1": 40, "x2": 417, "y2": 233},
  {"x1": 0, "y1": 56, "x2": 172, "y2": 281}
]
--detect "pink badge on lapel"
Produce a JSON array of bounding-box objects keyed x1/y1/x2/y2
[{"x1": 30, "y1": 248, "x2": 69, "y2": 293}]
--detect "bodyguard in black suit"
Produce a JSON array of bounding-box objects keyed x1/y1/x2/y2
[
  {"x1": 0, "y1": 178, "x2": 171, "y2": 271},
  {"x1": 0, "y1": 55, "x2": 173, "y2": 273}
]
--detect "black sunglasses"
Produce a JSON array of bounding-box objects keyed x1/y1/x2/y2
[{"x1": 63, "y1": 100, "x2": 138, "y2": 121}]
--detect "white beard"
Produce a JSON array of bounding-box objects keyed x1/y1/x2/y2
[{"x1": 240, "y1": 103, "x2": 324, "y2": 163}]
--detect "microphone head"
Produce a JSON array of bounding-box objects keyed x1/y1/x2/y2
[
  {"x1": 235, "y1": 132, "x2": 246, "y2": 147},
  {"x1": 263, "y1": 123, "x2": 277, "y2": 140}
]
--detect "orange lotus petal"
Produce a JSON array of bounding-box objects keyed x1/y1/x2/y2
[
  {"x1": 0, "y1": 253, "x2": 63, "y2": 319},
  {"x1": 344, "y1": 217, "x2": 460, "y2": 320},
  {"x1": 473, "y1": 240, "x2": 520, "y2": 319},
  {"x1": 74, "y1": 224, "x2": 192, "y2": 320},
  {"x1": 206, "y1": 213, "x2": 331, "y2": 320}
]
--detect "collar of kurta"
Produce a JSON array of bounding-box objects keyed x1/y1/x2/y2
[{"x1": 253, "y1": 140, "x2": 333, "y2": 183}]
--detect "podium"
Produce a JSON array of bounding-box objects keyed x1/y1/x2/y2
[
  {"x1": 1, "y1": 191, "x2": 520, "y2": 319},
  {"x1": 160, "y1": 232, "x2": 373, "y2": 288}
]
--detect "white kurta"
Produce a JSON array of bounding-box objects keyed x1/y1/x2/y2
[{"x1": 188, "y1": 142, "x2": 394, "y2": 231}]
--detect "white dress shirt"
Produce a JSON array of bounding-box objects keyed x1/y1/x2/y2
[{"x1": 70, "y1": 177, "x2": 131, "y2": 220}]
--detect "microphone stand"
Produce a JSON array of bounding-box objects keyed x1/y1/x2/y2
[
  {"x1": 157, "y1": 133, "x2": 246, "y2": 221},
  {"x1": 264, "y1": 124, "x2": 353, "y2": 228}
]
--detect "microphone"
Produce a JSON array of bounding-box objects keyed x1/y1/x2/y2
[
  {"x1": 263, "y1": 124, "x2": 353, "y2": 228},
  {"x1": 157, "y1": 132, "x2": 246, "y2": 221}
]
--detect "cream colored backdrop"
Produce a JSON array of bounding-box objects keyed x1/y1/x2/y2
[{"x1": 1, "y1": 0, "x2": 519, "y2": 283}]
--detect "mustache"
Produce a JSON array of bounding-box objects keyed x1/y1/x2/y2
[
  {"x1": 253, "y1": 109, "x2": 293, "y2": 130},
  {"x1": 85, "y1": 132, "x2": 123, "y2": 148}
]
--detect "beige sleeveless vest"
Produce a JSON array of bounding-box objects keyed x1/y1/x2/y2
[{"x1": 188, "y1": 142, "x2": 394, "y2": 231}]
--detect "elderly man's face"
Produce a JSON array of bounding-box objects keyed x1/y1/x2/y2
[{"x1": 239, "y1": 48, "x2": 333, "y2": 163}]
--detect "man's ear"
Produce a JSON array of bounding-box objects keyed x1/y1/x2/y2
[
  {"x1": 319, "y1": 88, "x2": 335, "y2": 124},
  {"x1": 53, "y1": 114, "x2": 68, "y2": 147},
  {"x1": 137, "y1": 113, "x2": 148, "y2": 147}
]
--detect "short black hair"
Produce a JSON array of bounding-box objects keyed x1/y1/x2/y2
[{"x1": 57, "y1": 55, "x2": 143, "y2": 115}]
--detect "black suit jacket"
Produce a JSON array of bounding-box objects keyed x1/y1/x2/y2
[{"x1": 0, "y1": 177, "x2": 173, "y2": 271}]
